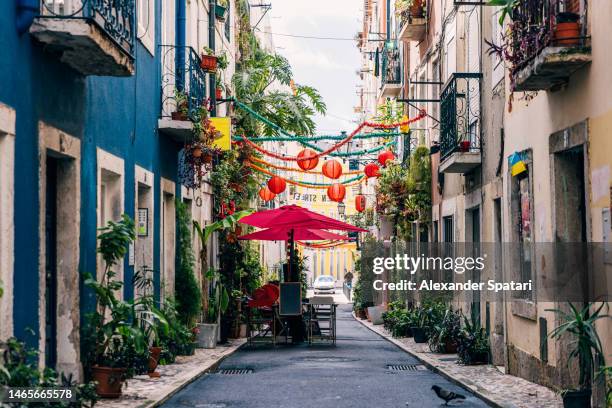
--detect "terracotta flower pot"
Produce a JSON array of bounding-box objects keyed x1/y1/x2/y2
[
  {"x1": 192, "y1": 147, "x2": 203, "y2": 158},
  {"x1": 200, "y1": 54, "x2": 218, "y2": 72},
  {"x1": 410, "y1": 0, "x2": 424, "y2": 17},
  {"x1": 554, "y1": 22, "x2": 581, "y2": 46},
  {"x1": 444, "y1": 339, "x2": 458, "y2": 354},
  {"x1": 91, "y1": 366, "x2": 126, "y2": 398},
  {"x1": 459, "y1": 140, "x2": 471, "y2": 152},
  {"x1": 148, "y1": 346, "x2": 162, "y2": 378},
  {"x1": 215, "y1": 88, "x2": 223, "y2": 100},
  {"x1": 171, "y1": 111, "x2": 189, "y2": 121}
]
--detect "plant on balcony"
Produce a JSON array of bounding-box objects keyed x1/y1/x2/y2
[
  {"x1": 395, "y1": 0, "x2": 425, "y2": 18},
  {"x1": 375, "y1": 146, "x2": 431, "y2": 240},
  {"x1": 200, "y1": 47, "x2": 218, "y2": 72},
  {"x1": 547, "y1": 302, "x2": 609, "y2": 408},
  {"x1": 172, "y1": 90, "x2": 189, "y2": 121},
  {"x1": 215, "y1": 0, "x2": 228, "y2": 21}
]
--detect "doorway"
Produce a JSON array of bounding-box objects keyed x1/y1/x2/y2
[{"x1": 45, "y1": 156, "x2": 58, "y2": 369}]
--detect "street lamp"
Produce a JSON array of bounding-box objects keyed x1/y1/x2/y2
[{"x1": 337, "y1": 202, "x2": 346, "y2": 219}]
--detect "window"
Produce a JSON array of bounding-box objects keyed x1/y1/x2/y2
[
  {"x1": 138, "y1": 0, "x2": 155, "y2": 55},
  {"x1": 443, "y1": 216, "x2": 454, "y2": 242},
  {"x1": 224, "y1": 0, "x2": 231, "y2": 40},
  {"x1": 510, "y1": 153, "x2": 534, "y2": 301},
  {"x1": 444, "y1": 17, "x2": 456, "y2": 81}
]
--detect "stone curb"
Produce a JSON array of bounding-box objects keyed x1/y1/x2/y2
[
  {"x1": 353, "y1": 312, "x2": 507, "y2": 408},
  {"x1": 98, "y1": 339, "x2": 246, "y2": 408},
  {"x1": 148, "y1": 340, "x2": 247, "y2": 408}
]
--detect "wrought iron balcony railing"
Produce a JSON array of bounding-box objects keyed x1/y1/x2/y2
[
  {"x1": 397, "y1": 1, "x2": 427, "y2": 42},
  {"x1": 40, "y1": 0, "x2": 135, "y2": 57},
  {"x1": 160, "y1": 45, "x2": 208, "y2": 121},
  {"x1": 440, "y1": 73, "x2": 482, "y2": 160},
  {"x1": 381, "y1": 42, "x2": 401, "y2": 86},
  {"x1": 509, "y1": 0, "x2": 588, "y2": 73}
]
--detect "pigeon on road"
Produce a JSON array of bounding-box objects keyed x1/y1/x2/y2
[{"x1": 431, "y1": 385, "x2": 466, "y2": 405}]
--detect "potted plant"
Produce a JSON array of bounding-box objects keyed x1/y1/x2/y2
[
  {"x1": 459, "y1": 140, "x2": 471, "y2": 152},
  {"x1": 554, "y1": 12, "x2": 581, "y2": 46},
  {"x1": 84, "y1": 215, "x2": 146, "y2": 398},
  {"x1": 548, "y1": 302, "x2": 608, "y2": 408},
  {"x1": 215, "y1": 0, "x2": 228, "y2": 21},
  {"x1": 456, "y1": 311, "x2": 490, "y2": 365},
  {"x1": 411, "y1": 307, "x2": 429, "y2": 343},
  {"x1": 216, "y1": 84, "x2": 224, "y2": 100},
  {"x1": 428, "y1": 308, "x2": 461, "y2": 353},
  {"x1": 196, "y1": 268, "x2": 229, "y2": 348},
  {"x1": 172, "y1": 90, "x2": 189, "y2": 121},
  {"x1": 133, "y1": 267, "x2": 168, "y2": 378},
  {"x1": 200, "y1": 47, "x2": 218, "y2": 72}
]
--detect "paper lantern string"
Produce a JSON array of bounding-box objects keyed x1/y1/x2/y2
[
  {"x1": 247, "y1": 162, "x2": 365, "y2": 189},
  {"x1": 249, "y1": 156, "x2": 363, "y2": 175}
]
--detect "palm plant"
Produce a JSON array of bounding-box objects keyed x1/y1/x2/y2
[
  {"x1": 233, "y1": 50, "x2": 326, "y2": 136},
  {"x1": 547, "y1": 302, "x2": 609, "y2": 391}
]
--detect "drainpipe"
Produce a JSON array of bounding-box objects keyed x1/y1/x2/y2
[
  {"x1": 209, "y1": 0, "x2": 217, "y2": 116},
  {"x1": 176, "y1": 0, "x2": 186, "y2": 92},
  {"x1": 386, "y1": 0, "x2": 391, "y2": 40},
  {"x1": 16, "y1": 0, "x2": 38, "y2": 34}
]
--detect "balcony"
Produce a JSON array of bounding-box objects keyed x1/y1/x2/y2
[
  {"x1": 439, "y1": 73, "x2": 482, "y2": 174},
  {"x1": 397, "y1": 4, "x2": 426, "y2": 42},
  {"x1": 159, "y1": 45, "x2": 208, "y2": 142},
  {"x1": 509, "y1": 0, "x2": 591, "y2": 91},
  {"x1": 30, "y1": 0, "x2": 134, "y2": 76},
  {"x1": 380, "y1": 42, "x2": 402, "y2": 97}
]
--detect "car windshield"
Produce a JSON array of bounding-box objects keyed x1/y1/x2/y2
[{"x1": 317, "y1": 276, "x2": 333, "y2": 283}]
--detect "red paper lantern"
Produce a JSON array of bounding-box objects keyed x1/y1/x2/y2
[
  {"x1": 322, "y1": 159, "x2": 343, "y2": 179},
  {"x1": 355, "y1": 195, "x2": 366, "y2": 212},
  {"x1": 364, "y1": 162, "x2": 380, "y2": 178},
  {"x1": 327, "y1": 183, "x2": 346, "y2": 203},
  {"x1": 258, "y1": 187, "x2": 276, "y2": 202},
  {"x1": 378, "y1": 150, "x2": 395, "y2": 166},
  {"x1": 297, "y1": 149, "x2": 319, "y2": 171},
  {"x1": 267, "y1": 176, "x2": 286, "y2": 194}
]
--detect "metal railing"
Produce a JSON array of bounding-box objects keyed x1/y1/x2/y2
[
  {"x1": 40, "y1": 0, "x2": 135, "y2": 56},
  {"x1": 381, "y1": 42, "x2": 401, "y2": 86},
  {"x1": 398, "y1": 2, "x2": 425, "y2": 28},
  {"x1": 509, "y1": 0, "x2": 588, "y2": 72},
  {"x1": 439, "y1": 73, "x2": 482, "y2": 160},
  {"x1": 160, "y1": 45, "x2": 208, "y2": 120}
]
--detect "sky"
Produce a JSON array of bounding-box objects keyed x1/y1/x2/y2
[{"x1": 265, "y1": 0, "x2": 363, "y2": 135}]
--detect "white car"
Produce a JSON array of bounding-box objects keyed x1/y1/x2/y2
[{"x1": 313, "y1": 275, "x2": 336, "y2": 294}]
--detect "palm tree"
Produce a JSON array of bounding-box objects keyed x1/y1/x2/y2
[{"x1": 233, "y1": 50, "x2": 326, "y2": 137}]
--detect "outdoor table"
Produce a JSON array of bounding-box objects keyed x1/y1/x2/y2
[{"x1": 307, "y1": 296, "x2": 337, "y2": 345}]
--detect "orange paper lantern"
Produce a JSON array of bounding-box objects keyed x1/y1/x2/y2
[
  {"x1": 258, "y1": 187, "x2": 276, "y2": 202},
  {"x1": 355, "y1": 194, "x2": 366, "y2": 212},
  {"x1": 364, "y1": 162, "x2": 380, "y2": 178},
  {"x1": 322, "y1": 159, "x2": 343, "y2": 179},
  {"x1": 297, "y1": 149, "x2": 319, "y2": 171},
  {"x1": 267, "y1": 176, "x2": 286, "y2": 194},
  {"x1": 378, "y1": 150, "x2": 395, "y2": 166},
  {"x1": 327, "y1": 183, "x2": 346, "y2": 202}
]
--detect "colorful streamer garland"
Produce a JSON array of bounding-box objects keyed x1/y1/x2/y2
[
  {"x1": 249, "y1": 156, "x2": 364, "y2": 175},
  {"x1": 248, "y1": 162, "x2": 365, "y2": 189}
]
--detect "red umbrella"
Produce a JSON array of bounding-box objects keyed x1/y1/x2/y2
[
  {"x1": 238, "y1": 227, "x2": 349, "y2": 241},
  {"x1": 239, "y1": 204, "x2": 366, "y2": 232}
]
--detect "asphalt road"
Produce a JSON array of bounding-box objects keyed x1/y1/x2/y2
[{"x1": 161, "y1": 305, "x2": 490, "y2": 408}]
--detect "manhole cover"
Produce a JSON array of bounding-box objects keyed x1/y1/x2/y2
[
  {"x1": 387, "y1": 364, "x2": 426, "y2": 371},
  {"x1": 438, "y1": 357, "x2": 458, "y2": 362},
  {"x1": 217, "y1": 368, "x2": 253, "y2": 375}
]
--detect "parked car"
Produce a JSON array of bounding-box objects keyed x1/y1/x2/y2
[{"x1": 313, "y1": 275, "x2": 336, "y2": 294}]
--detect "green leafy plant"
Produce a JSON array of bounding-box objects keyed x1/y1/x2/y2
[
  {"x1": 547, "y1": 302, "x2": 609, "y2": 391},
  {"x1": 175, "y1": 200, "x2": 202, "y2": 328},
  {"x1": 456, "y1": 311, "x2": 490, "y2": 365},
  {"x1": 84, "y1": 215, "x2": 146, "y2": 372},
  {"x1": 487, "y1": 0, "x2": 518, "y2": 26},
  {"x1": 132, "y1": 267, "x2": 169, "y2": 348},
  {"x1": 205, "y1": 269, "x2": 230, "y2": 324},
  {"x1": 428, "y1": 308, "x2": 461, "y2": 353},
  {"x1": 1, "y1": 337, "x2": 98, "y2": 407}
]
